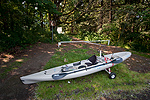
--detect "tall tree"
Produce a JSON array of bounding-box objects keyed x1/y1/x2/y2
[
  {"x1": 100, "y1": 0, "x2": 104, "y2": 28},
  {"x1": 109, "y1": 0, "x2": 112, "y2": 23},
  {"x1": 0, "y1": 0, "x2": 60, "y2": 50}
]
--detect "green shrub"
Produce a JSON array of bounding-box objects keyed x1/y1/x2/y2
[{"x1": 131, "y1": 32, "x2": 150, "y2": 52}]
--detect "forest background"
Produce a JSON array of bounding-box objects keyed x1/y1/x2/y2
[{"x1": 0, "y1": 0, "x2": 150, "y2": 52}]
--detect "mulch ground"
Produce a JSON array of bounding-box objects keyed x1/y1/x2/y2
[{"x1": 0, "y1": 39, "x2": 150, "y2": 100}]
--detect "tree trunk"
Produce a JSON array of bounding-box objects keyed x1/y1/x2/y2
[
  {"x1": 125, "y1": 0, "x2": 130, "y2": 4},
  {"x1": 99, "y1": 0, "x2": 103, "y2": 28},
  {"x1": 145, "y1": 24, "x2": 148, "y2": 31},
  {"x1": 40, "y1": 12, "x2": 43, "y2": 28},
  {"x1": 48, "y1": 13, "x2": 51, "y2": 31},
  {"x1": 109, "y1": 0, "x2": 112, "y2": 23},
  {"x1": 10, "y1": 12, "x2": 14, "y2": 31},
  {"x1": 141, "y1": 0, "x2": 144, "y2": 4}
]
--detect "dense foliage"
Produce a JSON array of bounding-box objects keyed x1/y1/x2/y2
[
  {"x1": 0, "y1": 0, "x2": 150, "y2": 52},
  {"x1": 0, "y1": 0, "x2": 60, "y2": 51},
  {"x1": 102, "y1": 4, "x2": 150, "y2": 52},
  {"x1": 61, "y1": 0, "x2": 150, "y2": 52}
]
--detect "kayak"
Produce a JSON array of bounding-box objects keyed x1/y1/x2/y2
[{"x1": 20, "y1": 52, "x2": 131, "y2": 84}]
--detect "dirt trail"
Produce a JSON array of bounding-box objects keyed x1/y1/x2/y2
[
  {"x1": 0, "y1": 40, "x2": 150, "y2": 100},
  {"x1": 0, "y1": 43, "x2": 58, "y2": 100}
]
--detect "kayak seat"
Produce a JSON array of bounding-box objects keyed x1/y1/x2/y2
[
  {"x1": 88, "y1": 55, "x2": 97, "y2": 64},
  {"x1": 85, "y1": 55, "x2": 98, "y2": 66},
  {"x1": 73, "y1": 61, "x2": 81, "y2": 66}
]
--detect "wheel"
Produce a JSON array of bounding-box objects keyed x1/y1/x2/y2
[{"x1": 109, "y1": 72, "x2": 116, "y2": 79}]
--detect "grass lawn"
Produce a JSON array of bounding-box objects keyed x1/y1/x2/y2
[{"x1": 35, "y1": 46, "x2": 150, "y2": 99}]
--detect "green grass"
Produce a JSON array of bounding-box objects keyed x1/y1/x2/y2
[
  {"x1": 36, "y1": 48, "x2": 150, "y2": 99},
  {"x1": 131, "y1": 51, "x2": 150, "y2": 59},
  {"x1": 44, "y1": 48, "x2": 94, "y2": 70},
  {"x1": 123, "y1": 46, "x2": 150, "y2": 59}
]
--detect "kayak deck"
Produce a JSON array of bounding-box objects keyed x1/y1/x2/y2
[{"x1": 20, "y1": 52, "x2": 131, "y2": 84}]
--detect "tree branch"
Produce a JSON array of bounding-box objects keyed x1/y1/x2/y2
[
  {"x1": 60, "y1": 0, "x2": 93, "y2": 24},
  {"x1": 63, "y1": 12, "x2": 85, "y2": 24},
  {"x1": 62, "y1": 0, "x2": 82, "y2": 16}
]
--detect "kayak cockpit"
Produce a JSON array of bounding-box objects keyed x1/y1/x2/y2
[
  {"x1": 61, "y1": 55, "x2": 98, "y2": 72},
  {"x1": 61, "y1": 66, "x2": 75, "y2": 72},
  {"x1": 61, "y1": 54, "x2": 123, "y2": 72}
]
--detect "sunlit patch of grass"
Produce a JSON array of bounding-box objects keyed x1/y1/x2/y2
[
  {"x1": 36, "y1": 48, "x2": 150, "y2": 99},
  {"x1": 124, "y1": 45, "x2": 130, "y2": 49}
]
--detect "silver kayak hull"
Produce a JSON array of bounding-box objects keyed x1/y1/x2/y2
[{"x1": 20, "y1": 52, "x2": 131, "y2": 84}]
